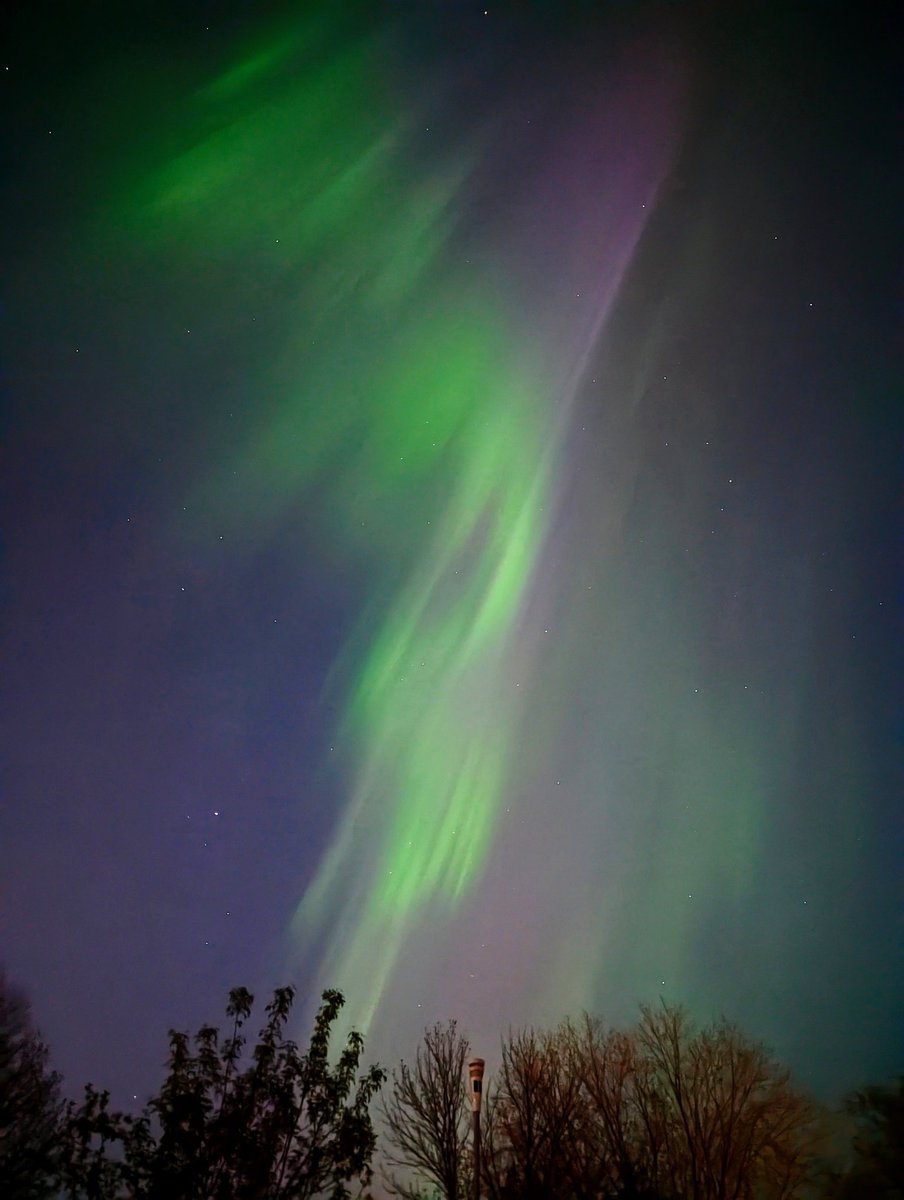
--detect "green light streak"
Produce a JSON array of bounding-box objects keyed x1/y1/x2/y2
[
  {"x1": 122, "y1": 14, "x2": 553, "y2": 1023},
  {"x1": 298, "y1": 318, "x2": 553, "y2": 1023}
]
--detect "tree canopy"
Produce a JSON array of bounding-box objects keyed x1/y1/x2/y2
[
  {"x1": 1, "y1": 969, "x2": 900, "y2": 1200},
  {"x1": 824, "y1": 1076, "x2": 904, "y2": 1199},
  {"x1": 56, "y1": 986, "x2": 385, "y2": 1200},
  {"x1": 385, "y1": 1004, "x2": 825, "y2": 1200},
  {"x1": 0, "y1": 973, "x2": 62, "y2": 1200}
]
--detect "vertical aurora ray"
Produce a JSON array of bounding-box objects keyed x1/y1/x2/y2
[
  {"x1": 290, "y1": 300, "x2": 567, "y2": 1025},
  {"x1": 120, "y1": 9, "x2": 684, "y2": 1035}
]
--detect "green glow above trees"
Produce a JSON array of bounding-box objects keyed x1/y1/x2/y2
[{"x1": 123, "y1": 14, "x2": 554, "y2": 1023}]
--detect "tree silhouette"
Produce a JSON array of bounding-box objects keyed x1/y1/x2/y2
[
  {"x1": 824, "y1": 1076, "x2": 904, "y2": 1199},
  {"x1": 572, "y1": 1015, "x2": 667, "y2": 1199},
  {"x1": 58, "y1": 986, "x2": 385, "y2": 1200},
  {"x1": 0, "y1": 972, "x2": 62, "y2": 1200},
  {"x1": 635, "y1": 1003, "x2": 820, "y2": 1200},
  {"x1": 482, "y1": 1024, "x2": 583, "y2": 1200},
  {"x1": 476, "y1": 1005, "x2": 820, "y2": 1200},
  {"x1": 381, "y1": 1020, "x2": 471, "y2": 1200}
]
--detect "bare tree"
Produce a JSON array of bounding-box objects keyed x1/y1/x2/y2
[
  {"x1": 482, "y1": 1024, "x2": 584, "y2": 1200},
  {"x1": 636, "y1": 1003, "x2": 820, "y2": 1200},
  {"x1": 382, "y1": 1020, "x2": 471, "y2": 1200},
  {"x1": 572, "y1": 1015, "x2": 666, "y2": 1199},
  {"x1": 480, "y1": 1007, "x2": 820, "y2": 1200},
  {"x1": 383, "y1": 1004, "x2": 820, "y2": 1200}
]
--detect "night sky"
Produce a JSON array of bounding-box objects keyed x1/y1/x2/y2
[{"x1": 3, "y1": 0, "x2": 901, "y2": 1115}]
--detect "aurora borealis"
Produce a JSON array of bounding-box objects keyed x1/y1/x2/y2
[{"x1": 3, "y1": 0, "x2": 900, "y2": 1115}]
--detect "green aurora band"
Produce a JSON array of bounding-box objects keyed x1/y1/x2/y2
[{"x1": 121, "y1": 9, "x2": 682, "y2": 1030}]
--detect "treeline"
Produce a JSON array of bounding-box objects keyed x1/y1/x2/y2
[
  {"x1": 382, "y1": 1018, "x2": 901, "y2": 1200},
  {"x1": 1, "y1": 971, "x2": 900, "y2": 1199}
]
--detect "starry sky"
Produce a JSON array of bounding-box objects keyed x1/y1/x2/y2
[{"x1": 3, "y1": 0, "x2": 901, "y2": 1113}]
